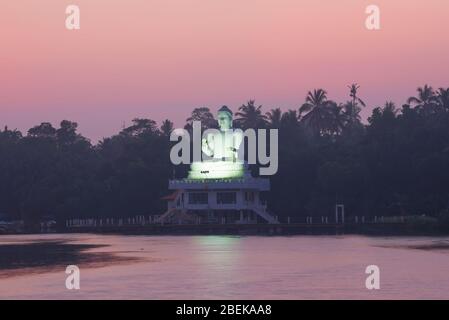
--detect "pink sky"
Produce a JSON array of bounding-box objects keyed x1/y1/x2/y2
[{"x1": 1, "y1": 0, "x2": 448, "y2": 141}]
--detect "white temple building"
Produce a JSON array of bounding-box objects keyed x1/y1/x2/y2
[{"x1": 160, "y1": 163, "x2": 278, "y2": 224}]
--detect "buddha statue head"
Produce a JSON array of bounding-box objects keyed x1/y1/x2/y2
[{"x1": 217, "y1": 105, "x2": 233, "y2": 131}]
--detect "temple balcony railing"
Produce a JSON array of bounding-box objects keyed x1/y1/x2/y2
[{"x1": 169, "y1": 177, "x2": 270, "y2": 191}]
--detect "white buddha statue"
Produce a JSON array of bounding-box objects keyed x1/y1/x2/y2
[{"x1": 188, "y1": 106, "x2": 245, "y2": 179}]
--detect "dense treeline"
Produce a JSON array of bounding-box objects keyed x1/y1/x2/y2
[{"x1": 1, "y1": 84, "x2": 449, "y2": 225}]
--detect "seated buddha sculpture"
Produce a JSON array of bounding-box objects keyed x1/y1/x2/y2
[{"x1": 188, "y1": 106, "x2": 245, "y2": 179}]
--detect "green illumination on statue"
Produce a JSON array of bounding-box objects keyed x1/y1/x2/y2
[
  {"x1": 188, "y1": 106, "x2": 245, "y2": 180},
  {"x1": 188, "y1": 161, "x2": 245, "y2": 179}
]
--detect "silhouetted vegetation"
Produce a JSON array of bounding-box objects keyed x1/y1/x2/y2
[{"x1": 1, "y1": 85, "x2": 449, "y2": 226}]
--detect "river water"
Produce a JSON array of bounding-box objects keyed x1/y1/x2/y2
[{"x1": 0, "y1": 234, "x2": 448, "y2": 299}]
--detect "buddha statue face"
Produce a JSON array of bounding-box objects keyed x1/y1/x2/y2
[{"x1": 217, "y1": 110, "x2": 232, "y2": 131}]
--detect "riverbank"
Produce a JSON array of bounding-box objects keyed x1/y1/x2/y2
[
  {"x1": 3, "y1": 218, "x2": 448, "y2": 236},
  {"x1": 60, "y1": 222, "x2": 449, "y2": 236}
]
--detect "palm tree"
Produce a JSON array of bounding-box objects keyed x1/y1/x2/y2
[
  {"x1": 280, "y1": 109, "x2": 299, "y2": 129},
  {"x1": 342, "y1": 102, "x2": 361, "y2": 126},
  {"x1": 407, "y1": 85, "x2": 438, "y2": 109},
  {"x1": 436, "y1": 87, "x2": 449, "y2": 110},
  {"x1": 235, "y1": 100, "x2": 267, "y2": 129},
  {"x1": 300, "y1": 89, "x2": 328, "y2": 115},
  {"x1": 383, "y1": 101, "x2": 398, "y2": 114},
  {"x1": 343, "y1": 84, "x2": 365, "y2": 127},
  {"x1": 160, "y1": 119, "x2": 174, "y2": 137},
  {"x1": 265, "y1": 108, "x2": 282, "y2": 128},
  {"x1": 326, "y1": 102, "x2": 345, "y2": 135},
  {"x1": 348, "y1": 83, "x2": 366, "y2": 107},
  {"x1": 299, "y1": 89, "x2": 341, "y2": 135}
]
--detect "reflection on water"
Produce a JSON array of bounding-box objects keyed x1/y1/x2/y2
[{"x1": 1, "y1": 234, "x2": 449, "y2": 299}]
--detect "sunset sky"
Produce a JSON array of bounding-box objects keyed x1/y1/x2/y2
[{"x1": 1, "y1": 0, "x2": 448, "y2": 141}]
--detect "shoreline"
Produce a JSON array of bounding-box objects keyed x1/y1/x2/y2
[
  {"x1": 63, "y1": 222, "x2": 449, "y2": 236},
  {"x1": 1, "y1": 222, "x2": 446, "y2": 237}
]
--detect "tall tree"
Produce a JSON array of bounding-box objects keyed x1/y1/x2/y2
[
  {"x1": 266, "y1": 108, "x2": 283, "y2": 128},
  {"x1": 185, "y1": 107, "x2": 216, "y2": 131},
  {"x1": 27, "y1": 122, "x2": 56, "y2": 138},
  {"x1": 121, "y1": 118, "x2": 158, "y2": 137},
  {"x1": 300, "y1": 89, "x2": 341, "y2": 135},
  {"x1": 407, "y1": 85, "x2": 438, "y2": 109},
  {"x1": 280, "y1": 109, "x2": 299, "y2": 129},
  {"x1": 56, "y1": 120, "x2": 89, "y2": 147},
  {"x1": 344, "y1": 84, "x2": 365, "y2": 127},
  {"x1": 0, "y1": 126, "x2": 22, "y2": 141},
  {"x1": 160, "y1": 119, "x2": 174, "y2": 137},
  {"x1": 436, "y1": 87, "x2": 449, "y2": 110},
  {"x1": 235, "y1": 100, "x2": 267, "y2": 129},
  {"x1": 348, "y1": 83, "x2": 366, "y2": 107}
]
